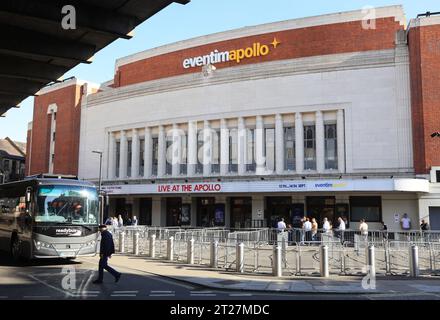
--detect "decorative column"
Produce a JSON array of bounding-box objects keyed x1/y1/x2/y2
[
  {"x1": 157, "y1": 125, "x2": 166, "y2": 177},
  {"x1": 203, "y1": 120, "x2": 212, "y2": 176},
  {"x1": 144, "y1": 127, "x2": 152, "y2": 178},
  {"x1": 238, "y1": 117, "x2": 246, "y2": 175},
  {"x1": 337, "y1": 110, "x2": 346, "y2": 173},
  {"x1": 108, "y1": 132, "x2": 116, "y2": 179},
  {"x1": 275, "y1": 114, "x2": 284, "y2": 175},
  {"x1": 187, "y1": 121, "x2": 197, "y2": 177},
  {"x1": 255, "y1": 115, "x2": 265, "y2": 175},
  {"x1": 220, "y1": 119, "x2": 229, "y2": 176},
  {"x1": 119, "y1": 130, "x2": 128, "y2": 179},
  {"x1": 316, "y1": 111, "x2": 325, "y2": 173},
  {"x1": 295, "y1": 113, "x2": 304, "y2": 174},
  {"x1": 131, "y1": 129, "x2": 139, "y2": 178},
  {"x1": 172, "y1": 124, "x2": 181, "y2": 177}
]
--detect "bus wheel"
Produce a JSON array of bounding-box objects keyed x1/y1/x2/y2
[{"x1": 11, "y1": 236, "x2": 21, "y2": 261}]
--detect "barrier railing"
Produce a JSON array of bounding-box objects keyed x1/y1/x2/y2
[{"x1": 110, "y1": 226, "x2": 440, "y2": 277}]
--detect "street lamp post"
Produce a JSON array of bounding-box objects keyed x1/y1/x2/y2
[{"x1": 92, "y1": 150, "x2": 103, "y2": 223}]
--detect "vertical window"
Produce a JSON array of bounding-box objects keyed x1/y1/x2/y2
[
  {"x1": 181, "y1": 134, "x2": 187, "y2": 175},
  {"x1": 197, "y1": 130, "x2": 204, "y2": 174},
  {"x1": 265, "y1": 128, "x2": 275, "y2": 172},
  {"x1": 115, "y1": 141, "x2": 120, "y2": 178},
  {"x1": 127, "y1": 140, "x2": 132, "y2": 177},
  {"x1": 246, "y1": 129, "x2": 256, "y2": 172},
  {"x1": 212, "y1": 130, "x2": 220, "y2": 174},
  {"x1": 436, "y1": 171, "x2": 440, "y2": 183},
  {"x1": 325, "y1": 124, "x2": 338, "y2": 170},
  {"x1": 284, "y1": 127, "x2": 295, "y2": 171},
  {"x1": 152, "y1": 137, "x2": 158, "y2": 176},
  {"x1": 229, "y1": 129, "x2": 238, "y2": 173},
  {"x1": 139, "y1": 138, "x2": 145, "y2": 176},
  {"x1": 166, "y1": 134, "x2": 173, "y2": 175},
  {"x1": 304, "y1": 125, "x2": 316, "y2": 170}
]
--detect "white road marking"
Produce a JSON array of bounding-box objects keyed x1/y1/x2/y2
[
  {"x1": 23, "y1": 296, "x2": 50, "y2": 299},
  {"x1": 27, "y1": 274, "x2": 74, "y2": 298},
  {"x1": 149, "y1": 294, "x2": 176, "y2": 297},
  {"x1": 151, "y1": 291, "x2": 174, "y2": 293},
  {"x1": 110, "y1": 294, "x2": 137, "y2": 297},
  {"x1": 229, "y1": 293, "x2": 253, "y2": 297},
  {"x1": 113, "y1": 290, "x2": 138, "y2": 293},
  {"x1": 0, "y1": 296, "x2": 8, "y2": 299},
  {"x1": 190, "y1": 294, "x2": 217, "y2": 297}
]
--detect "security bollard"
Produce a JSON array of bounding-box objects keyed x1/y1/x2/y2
[
  {"x1": 236, "y1": 242, "x2": 244, "y2": 273},
  {"x1": 149, "y1": 234, "x2": 156, "y2": 258},
  {"x1": 167, "y1": 236, "x2": 174, "y2": 261},
  {"x1": 320, "y1": 245, "x2": 329, "y2": 278},
  {"x1": 119, "y1": 231, "x2": 125, "y2": 253},
  {"x1": 384, "y1": 243, "x2": 391, "y2": 274},
  {"x1": 273, "y1": 245, "x2": 282, "y2": 277},
  {"x1": 187, "y1": 238, "x2": 195, "y2": 265},
  {"x1": 281, "y1": 236, "x2": 287, "y2": 268},
  {"x1": 410, "y1": 245, "x2": 420, "y2": 277},
  {"x1": 210, "y1": 241, "x2": 218, "y2": 268},
  {"x1": 133, "y1": 232, "x2": 140, "y2": 256},
  {"x1": 366, "y1": 245, "x2": 376, "y2": 278}
]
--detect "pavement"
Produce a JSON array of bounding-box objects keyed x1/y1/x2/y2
[{"x1": 81, "y1": 253, "x2": 440, "y2": 296}]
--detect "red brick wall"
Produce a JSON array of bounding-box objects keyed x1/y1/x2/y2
[
  {"x1": 25, "y1": 129, "x2": 32, "y2": 176},
  {"x1": 29, "y1": 84, "x2": 83, "y2": 176},
  {"x1": 409, "y1": 22, "x2": 440, "y2": 174},
  {"x1": 116, "y1": 17, "x2": 403, "y2": 87}
]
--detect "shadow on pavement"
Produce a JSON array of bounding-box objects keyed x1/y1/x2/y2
[{"x1": 0, "y1": 251, "x2": 82, "y2": 267}]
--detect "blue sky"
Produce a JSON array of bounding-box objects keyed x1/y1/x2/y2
[{"x1": 0, "y1": 0, "x2": 437, "y2": 142}]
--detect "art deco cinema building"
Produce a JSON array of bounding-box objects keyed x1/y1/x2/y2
[{"x1": 26, "y1": 6, "x2": 440, "y2": 230}]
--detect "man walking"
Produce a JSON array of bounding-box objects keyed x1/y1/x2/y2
[{"x1": 93, "y1": 225, "x2": 122, "y2": 284}]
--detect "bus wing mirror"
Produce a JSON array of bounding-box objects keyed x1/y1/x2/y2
[{"x1": 26, "y1": 187, "x2": 32, "y2": 203}]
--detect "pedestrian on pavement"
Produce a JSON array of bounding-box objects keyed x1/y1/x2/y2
[
  {"x1": 132, "y1": 215, "x2": 138, "y2": 226},
  {"x1": 302, "y1": 217, "x2": 312, "y2": 243},
  {"x1": 400, "y1": 213, "x2": 411, "y2": 231},
  {"x1": 104, "y1": 216, "x2": 113, "y2": 226},
  {"x1": 277, "y1": 217, "x2": 287, "y2": 233},
  {"x1": 420, "y1": 219, "x2": 430, "y2": 231},
  {"x1": 336, "y1": 217, "x2": 346, "y2": 243},
  {"x1": 118, "y1": 214, "x2": 124, "y2": 228},
  {"x1": 311, "y1": 218, "x2": 318, "y2": 242},
  {"x1": 112, "y1": 217, "x2": 119, "y2": 229},
  {"x1": 322, "y1": 217, "x2": 331, "y2": 233},
  {"x1": 93, "y1": 225, "x2": 122, "y2": 284},
  {"x1": 359, "y1": 219, "x2": 369, "y2": 242}
]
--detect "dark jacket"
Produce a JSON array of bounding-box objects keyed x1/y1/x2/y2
[{"x1": 100, "y1": 230, "x2": 115, "y2": 257}]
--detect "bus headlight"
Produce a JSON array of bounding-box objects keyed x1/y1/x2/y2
[{"x1": 34, "y1": 240, "x2": 51, "y2": 250}]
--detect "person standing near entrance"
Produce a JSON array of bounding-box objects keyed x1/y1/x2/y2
[
  {"x1": 93, "y1": 225, "x2": 122, "y2": 284},
  {"x1": 400, "y1": 213, "x2": 412, "y2": 231},
  {"x1": 277, "y1": 218, "x2": 287, "y2": 232},
  {"x1": 323, "y1": 217, "x2": 331, "y2": 233},
  {"x1": 359, "y1": 219, "x2": 369, "y2": 242},
  {"x1": 311, "y1": 218, "x2": 318, "y2": 241}
]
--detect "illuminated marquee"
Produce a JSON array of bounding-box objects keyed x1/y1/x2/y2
[{"x1": 182, "y1": 38, "x2": 280, "y2": 69}]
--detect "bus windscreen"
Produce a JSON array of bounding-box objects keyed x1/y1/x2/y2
[{"x1": 35, "y1": 185, "x2": 99, "y2": 225}]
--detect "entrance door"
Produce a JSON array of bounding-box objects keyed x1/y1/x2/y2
[
  {"x1": 266, "y1": 197, "x2": 292, "y2": 227},
  {"x1": 429, "y1": 207, "x2": 440, "y2": 230},
  {"x1": 306, "y1": 196, "x2": 336, "y2": 227},
  {"x1": 166, "y1": 198, "x2": 182, "y2": 226},
  {"x1": 197, "y1": 198, "x2": 217, "y2": 227},
  {"x1": 139, "y1": 198, "x2": 152, "y2": 226},
  {"x1": 230, "y1": 197, "x2": 252, "y2": 229},
  {"x1": 115, "y1": 198, "x2": 132, "y2": 225}
]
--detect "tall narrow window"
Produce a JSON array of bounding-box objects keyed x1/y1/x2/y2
[
  {"x1": 246, "y1": 129, "x2": 256, "y2": 172},
  {"x1": 325, "y1": 124, "x2": 338, "y2": 170},
  {"x1": 212, "y1": 130, "x2": 220, "y2": 174},
  {"x1": 197, "y1": 130, "x2": 204, "y2": 174},
  {"x1": 115, "y1": 141, "x2": 121, "y2": 178},
  {"x1": 304, "y1": 125, "x2": 316, "y2": 170},
  {"x1": 284, "y1": 127, "x2": 295, "y2": 171},
  {"x1": 229, "y1": 129, "x2": 238, "y2": 173},
  {"x1": 265, "y1": 128, "x2": 275, "y2": 172},
  {"x1": 139, "y1": 138, "x2": 145, "y2": 176},
  {"x1": 166, "y1": 134, "x2": 173, "y2": 175},
  {"x1": 127, "y1": 140, "x2": 132, "y2": 177},
  {"x1": 181, "y1": 134, "x2": 187, "y2": 175},
  {"x1": 152, "y1": 137, "x2": 158, "y2": 176}
]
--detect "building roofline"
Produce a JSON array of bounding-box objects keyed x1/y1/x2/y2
[
  {"x1": 115, "y1": 5, "x2": 406, "y2": 70},
  {"x1": 5, "y1": 137, "x2": 25, "y2": 157},
  {"x1": 36, "y1": 78, "x2": 101, "y2": 96}
]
